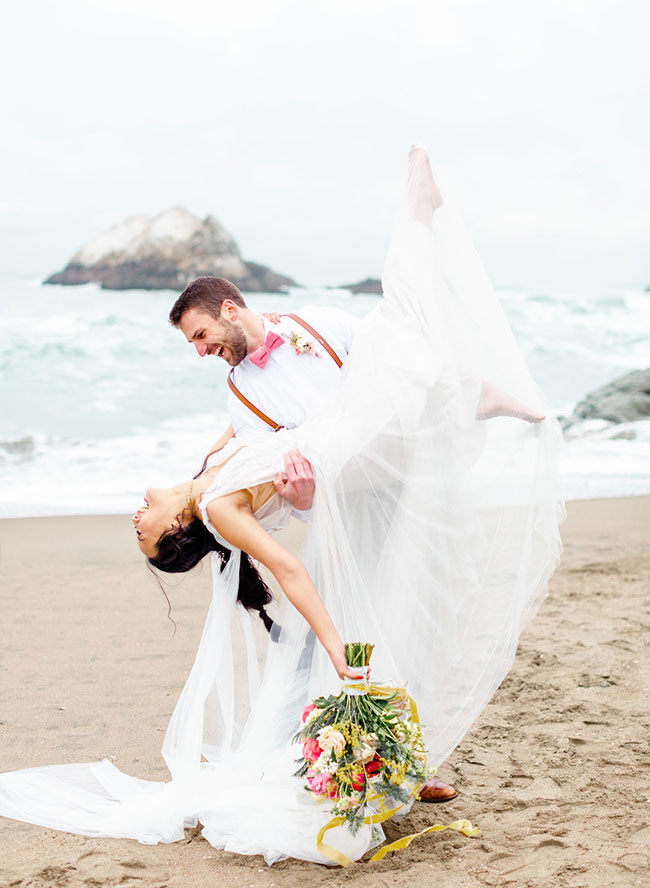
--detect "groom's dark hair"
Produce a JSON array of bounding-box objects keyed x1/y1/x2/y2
[{"x1": 169, "y1": 276, "x2": 248, "y2": 326}]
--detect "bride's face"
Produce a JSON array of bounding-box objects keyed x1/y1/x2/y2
[{"x1": 132, "y1": 487, "x2": 183, "y2": 558}]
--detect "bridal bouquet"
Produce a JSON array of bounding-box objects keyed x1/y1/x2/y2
[
  {"x1": 295, "y1": 643, "x2": 478, "y2": 864},
  {"x1": 294, "y1": 643, "x2": 432, "y2": 833}
]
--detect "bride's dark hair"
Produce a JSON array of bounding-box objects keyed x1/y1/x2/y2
[{"x1": 148, "y1": 517, "x2": 274, "y2": 633}]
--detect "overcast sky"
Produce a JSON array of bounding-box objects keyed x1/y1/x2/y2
[{"x1": 2, "y1": 0, "x2": 649, "y2": 293}]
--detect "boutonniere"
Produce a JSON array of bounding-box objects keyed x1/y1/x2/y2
[{"x1": 284, "y1": 331, "x2": 320, "y2": 357}]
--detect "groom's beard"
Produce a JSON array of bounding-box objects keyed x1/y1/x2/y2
[{"x1": 219, "y1": 319, "x2": 248, "y2": 366}]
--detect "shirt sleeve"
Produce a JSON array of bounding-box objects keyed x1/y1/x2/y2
[{"x1": 228, "y1": 389, "x2": 276, "y2": 437}]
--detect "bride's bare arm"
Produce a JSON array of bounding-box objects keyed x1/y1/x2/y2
[{"x1": 206, "y1": 494, "x2": 362, "y2": 681}]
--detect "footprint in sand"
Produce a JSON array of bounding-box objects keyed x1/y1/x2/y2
[
  {"x1": 534, "y1": 838, "x2": 567, "y2": 850},
  {"x1": 11, "y1": 850, "x2": 173, "y2": 888},
  {"x1": 615, "y1": 852, "x2": 649, "y2": 873}
]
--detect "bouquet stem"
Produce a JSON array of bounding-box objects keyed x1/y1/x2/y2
[{"x1": 344, "y1": 642, "x2": 374, "y2": 668}]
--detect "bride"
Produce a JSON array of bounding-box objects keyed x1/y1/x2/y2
[
  {"x1": 134, "y1": 445, "x2": 363, "y2": 683},
  {"x1": 0, "y1": 147, "x2": 563, "y2": 865}
]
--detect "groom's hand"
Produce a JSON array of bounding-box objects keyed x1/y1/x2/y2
[{"x1": 274, "y1": 450, "x2": 315, "y2": 511}]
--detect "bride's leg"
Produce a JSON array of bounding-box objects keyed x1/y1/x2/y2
[
  {"x1": 406, "y1": 148, "x2": 543, "y2": 425},
  {"x1": 477, "y1": 379, "x2": 545, "y2": 423}
]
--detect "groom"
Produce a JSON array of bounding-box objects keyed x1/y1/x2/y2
[
  {"x1": 169, "y1": 275, "x2": 357, "y2": 510},
  {"x1": 169, "y1": 275, "x2": 458, "y2": 804}
]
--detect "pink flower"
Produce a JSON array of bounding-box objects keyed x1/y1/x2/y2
[
  {"x1": 307, "y1": 771, "x2": 338, "y2": 799},
  {"x1": 302, "y1": 737, "x2": 323, "y2": 763},
  {"x1": 301, "y1": 703, "x2": 318, "y2": 723}
]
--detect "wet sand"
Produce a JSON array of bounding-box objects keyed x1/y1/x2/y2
[{"x1": 1, "y1": 497, "x2": 648, "y2": 888}]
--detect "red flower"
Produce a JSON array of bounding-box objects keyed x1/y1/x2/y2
[
  {"x1": 365, "y1": 755, "x2": 382, "y2": 776},
  {"x1": 351, "y1": 769, "x2": 365, "y2": 791}
]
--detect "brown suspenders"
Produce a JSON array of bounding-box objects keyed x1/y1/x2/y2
[
  {"x1": 284, "y1": 313, "x2": 343, "y2": 369},
  {"x1": 227, "y1": 313, "x2": 344, "y2": 431},
  {"x1": 227, "y1": 373, "x2": 283, "y2": 431}
]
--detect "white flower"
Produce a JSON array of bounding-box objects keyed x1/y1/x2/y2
[
  {"x1": 335, "y1": 794, "x2": 362, "y2": 812},
  {"x1": 393, "y1": 722, "x2": 407, "y2": 741},
  {"x1": 312, "y1": 751, "x2": 339, "y2": 775},
  {"x1": 284, "y1": 331, "x2": 320, "y2": 357},
  {"x1": 312, "y1": 753, "x2": 327, "y2": 773}
]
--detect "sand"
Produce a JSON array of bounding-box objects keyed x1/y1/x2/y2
[{"x1": 0, "y1": 497, "x2": 648, "y2": 888}]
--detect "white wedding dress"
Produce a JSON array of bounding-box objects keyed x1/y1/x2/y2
[{"x1": 0, "y1": 149, "x2": 563, "y2": 864}]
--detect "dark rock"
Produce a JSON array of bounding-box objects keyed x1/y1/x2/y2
[
  {"x1": 242, "y1": 261, "x2": 297, "y2": 294},
  {"x1": 45, "y1": 208, "x2": 296, "y2": 293},
  {"x1": 562, "y1": 368, "x2": 650, "y2": 429},
  {"x1": 340, "y1": 277, "x2": 383, "y2": 295}
]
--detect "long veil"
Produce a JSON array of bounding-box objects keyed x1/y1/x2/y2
[{"x1": 0, "y1": 148, "x2": 563, "y2": 864}]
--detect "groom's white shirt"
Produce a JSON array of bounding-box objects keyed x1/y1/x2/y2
[{"x1": 228, "y1": 306, "x2": 359, "y2": 437}]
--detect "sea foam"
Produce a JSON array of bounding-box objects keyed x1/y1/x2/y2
[{"x1": 1, "y1": 280, "x2": 648, "y2": 516}]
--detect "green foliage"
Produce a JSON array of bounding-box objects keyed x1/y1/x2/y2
[{"x1": 372, "y1": 780, "x2": 412, "y2": 804}]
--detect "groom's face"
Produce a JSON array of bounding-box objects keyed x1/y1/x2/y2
[{"x1": 179, "y1": 307, "x2": 248, "y2": 366}]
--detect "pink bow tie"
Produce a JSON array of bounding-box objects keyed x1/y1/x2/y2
[{"x1": 248, "y1": 330, "x2": 285, "y2": 368}]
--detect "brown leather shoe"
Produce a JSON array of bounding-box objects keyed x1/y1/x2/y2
[{"x1": 418, "y1": 777, "x2": 458, "y2": 803}]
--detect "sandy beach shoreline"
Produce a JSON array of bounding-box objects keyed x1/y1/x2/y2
[{"x1": 1, "y1": 496, "x2": 648, "y2": 888}]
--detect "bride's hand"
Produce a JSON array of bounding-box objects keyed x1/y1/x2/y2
[
  {"x1": 329, "y1": 645, "x2": 366, "y2": 682},
  {"x1": 263, "y1": 311, "x2": 282, "y2": 324}
]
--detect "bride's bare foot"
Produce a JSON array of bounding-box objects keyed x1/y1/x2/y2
[
  {"x1": 477, "y1": 380, "x2": 545, "y2": 423},
  {"x1": 408, "y1": 145, "x2": 443, "y2": 226}
]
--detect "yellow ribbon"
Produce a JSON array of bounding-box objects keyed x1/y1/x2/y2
[
  {"x1": 316, "y1": 796, "x2": 409, "y2": 866},
  {"x1": 312, "y1": 686, "x2": 478, "y2": 866},
  {"x1": 369, "y1": 819, "x2": 481, "y2": 861},
  {"x1": 341, "y1": 682, "x2": 420, "y2": 723},
  {"x1": 316, "y1": 798, "x2": 479, "y2": 867},
  {"x1": 342, "y1": 681, "x2": 401, "y2": 697}
]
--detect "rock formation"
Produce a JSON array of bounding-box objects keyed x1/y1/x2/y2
[
  {"x1": 45, "y1": 208, "x2": 295, "y2": 293},
  {"x1": 562, "y1": 368, "x2": 650, "y2": 430},
  {"x1": 340, "y1": 277, "x2": 383, "y2": 295}
]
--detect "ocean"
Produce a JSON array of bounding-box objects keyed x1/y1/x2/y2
[{"x1": 1, "y1": 279, "x2": 649, "y2": 518}]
